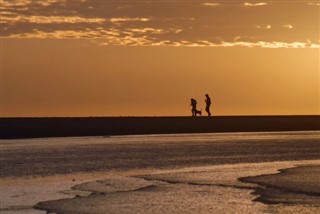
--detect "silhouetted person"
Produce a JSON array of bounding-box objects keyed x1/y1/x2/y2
[
  {"x1": 190, "y1": 98, "x2": 202, "y2": 117},
  {"x1": 205, "y1": 94, "x2": 211, "y2": 116}
]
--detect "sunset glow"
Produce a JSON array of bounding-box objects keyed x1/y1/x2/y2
[{"x1": 1, "y1": 0, "x2": 319, "y2": 116}]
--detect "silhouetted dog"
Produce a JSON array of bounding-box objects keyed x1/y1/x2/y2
[{"x1": 195, "y1": 109, "x2": 202, "y2": 116}]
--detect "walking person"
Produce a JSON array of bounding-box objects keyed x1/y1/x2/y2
[
  {"x1": 190, "y1": 98, "x2": 202, "y2": 117},
  {"x1": 205, "y1": 94, "x2": 211, "y2": 116}
]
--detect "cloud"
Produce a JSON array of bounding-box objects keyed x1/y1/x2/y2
[
  {"x1": 173, "y1": 40, "x2": 319, "y2": 49},
  {"x1": 128, "y1": 27, "x2": 182, "y2": 35},
  {"x1": 109, "y1": 18, "x2": 150, "y2": 23},
  {"x1": 1, "y1": 1, "x2": 318, "y2": 49},
  {"x1": 3, "y1": 28, "x2": 318, "y2": 49},
  {"x1": 283, "y1": 24, "x2": 293, "y2": 29},
  {"x1": 307, "y1": 3, "x2": 320, "y2": 6},
  {"x1": 0, "y1": 10, "x2": 149, "y2": 25},
  {"x1": 0, "y1": 14, "x2": 106, "y2": 24},
  {"x1": 35, "y1": 0, "x2": 67, "y2": 7},
  {"x1": 256, "y1": 25, "x2": 271, "y2": 29},
  {"x1": 0, "y1": 0, "x2": 32, "y2": 7},
  {"x1": 5, "y1": 29, "x2": 100, "y2": 39},
  {"x1": 170, "y1": 40, "x2": 318, "y2": 48},
  {"x1": 0, "y1": 0, "x2": 67, "y2": 8},
  {"x1": 244, "y1": 2, "x2": 268, "y2": 7},
  {"x1": 129, "y1": 28, "x2": 164, "y2": 34},
  {"x1": 201, "y1": 3, "x2": 221, "y2": 7},
  {"x1": 217, "y1": 41, "x2": 316, "y2": 48},
  {"x1": 3, "y1": 27, "x2": 180, "y2": 44}
]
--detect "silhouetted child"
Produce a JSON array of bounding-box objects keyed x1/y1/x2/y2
[
  {"x1": 190, "y1": 98, "x2": 202, "y2": 117},
  {"x1": 205, "y1": 94, "x2": 211, "y2": 116}
]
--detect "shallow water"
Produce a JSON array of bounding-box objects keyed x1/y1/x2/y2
[
  {"x1": 1, "y1": 131, "x2": 320, "y2": 213},
  {"x1": 34, "y1": 161, "x2": 320, "y2": 214},
  {"x1": 1, "y1": 131, "x2": 319, "y2": 178},
  {"x1": 2, "y1": 130, "x2": 319, "y2": 146}
]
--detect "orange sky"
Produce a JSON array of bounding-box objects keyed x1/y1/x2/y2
[{"x1": 1, "y1": 1, "x2": 319, "y2": 117}]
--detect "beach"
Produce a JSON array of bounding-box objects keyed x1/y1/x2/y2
[
  {"x1": 1, "y1": 131, "x2": 320, "y2": 213},
  {"x1": 2, "y1": 0, "x2": 319, "y2": 213}
]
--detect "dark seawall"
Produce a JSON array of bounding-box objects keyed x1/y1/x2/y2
[{"x1": 1, "y1": 116, "x2": 319, "y2": 139}]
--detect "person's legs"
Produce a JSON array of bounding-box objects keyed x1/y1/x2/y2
[
  {"x1": 192, "y1": 108, "x2": 196, "y2": 117},
  {"x1": 206, "y1": 105, "x2": 211, "y2": 116}
]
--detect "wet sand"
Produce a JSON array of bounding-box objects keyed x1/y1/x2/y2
[
  {"x1": 1, "y1": 131, "x2": 320, "y2": 213},
  {"x1": 240, "y1": 165, "x2": 320, "y2": 205},
  {"x1": 2, "y1": 161, "x2": 320, "y2": 214},
  {"x1": 29, "y1": 163, "x2": 316, "y2": 214}
]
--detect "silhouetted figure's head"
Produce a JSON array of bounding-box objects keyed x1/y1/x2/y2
[{"x1": 190, "y1": 98, "x2": 197, "y2": 106}]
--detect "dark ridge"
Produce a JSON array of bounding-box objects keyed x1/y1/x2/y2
[{"x1": 1, "y1": 115, "x2": 319, "y2": 139}]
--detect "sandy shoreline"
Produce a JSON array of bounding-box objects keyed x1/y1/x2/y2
[
  {"x1": 2, "y1": 160, "x2": 320, "y2": 214},
  {"x1": 1, "y1": 131, "x2": 319, "y2": 213},
  {"x1": 1, "y1": 115, "x2": 319, "y2": 139}
]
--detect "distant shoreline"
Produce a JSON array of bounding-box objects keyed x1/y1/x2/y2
[{"x1": 1, "y1": 115, "x2": 319, "y2": 139}]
